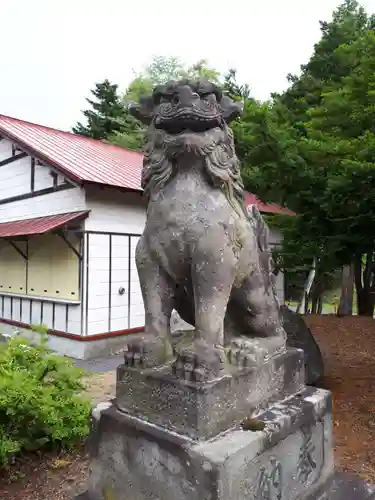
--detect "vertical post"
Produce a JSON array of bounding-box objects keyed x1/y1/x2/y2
[
  {"x1": 85, "y1": 233, "x2": 90, "y2": 336},
  {"x1": 79, "y1": 232, "x2": 84, "y2": 335},
  {"x1": 108, "y1": 234, "x2": 112, "y2": 332},
  {"x1": 127, "y1": 236, "x2": 131, "y2": 329}
]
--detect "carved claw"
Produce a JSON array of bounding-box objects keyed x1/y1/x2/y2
[
  {"x1": 227, "y1": 338, "x2": 269, "y2": 369},
  {"x1": 124, "y1": 342, "x2": 145, "y2": 368},
  {"x1": 124, "y1": 335, "x2": 173, "y2": 369},
  {"x1": 172, "y1": 340, "x2": 227, "y2": 382}
]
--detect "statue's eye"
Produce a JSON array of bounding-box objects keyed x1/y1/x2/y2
[{"x1": 201, "y1": 93, "x2": 216, "y2": 105}]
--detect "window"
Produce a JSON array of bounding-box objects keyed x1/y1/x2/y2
[
  {"x1": 0, "y1": 240, "x2": 27, "y2": 293},
  {"x1": 0, "y1": 233, "x2": 81, "y2": 300}
]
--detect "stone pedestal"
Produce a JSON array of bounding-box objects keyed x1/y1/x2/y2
[
  {"x1": 74, "y1": 341, "x2": 375, "y2": 500},
  {"x1": 116, "y1": 347, "x2": 305, "y2": 439},
  {"x1": 76, "y1": 345, "x2": 343, "y2": 499},
  {"x1": 84, "y1": 386, "x2": 333, "y2": 500}
]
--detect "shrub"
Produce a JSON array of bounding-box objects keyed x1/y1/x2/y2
[{"x1": 0, "y1": 330, "x2": 91, "y2": 466}]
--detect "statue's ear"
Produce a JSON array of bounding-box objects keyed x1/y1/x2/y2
[
  {"x1": 128, "y1": 96, "x2": 155, "y2": 125},
  {"x1": 220, "y1": 96, "x2": 244, "y2": 123}
]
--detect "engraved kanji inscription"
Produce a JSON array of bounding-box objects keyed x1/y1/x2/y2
[
  {"x1": 256, "y1": 458, "x2": 282, "y2": 500},
  {"x1": 297, "y1": 425, "x2": 317, "y2": 482}
]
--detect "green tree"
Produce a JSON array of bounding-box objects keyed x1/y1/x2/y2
[
  {"x1": 106, "y1": 110, "x2": 145, "y2": 151},
  {"x1": 74, "y1": 58, "x2": 224, "y2": 151},
  {"x1": 306, "y1": 29, "x2": 375, "y2": 315},
  {"x1": 111, "y1": 56, "x2": 222, "y2": 149},
  {"x1": 73, "y1": 79, "x2": 129, "y2": 140},
  {"x1": 275, "y1": 0, "x2": 375, "y2": 137},
  {"x1": 247, "y1": 1, "x2": 375, "y2": 314},
  {"x1": 221, "y1": 71, "x2": 316, "y2": 306},
  {"x1": 125, "y1": 55, "x2": 221, "y2": 103},
  {"x1": 223, "y1": 68, "x2": 251, "y2": 101},
  {"x1": 187, "y1": 59, "x2": 221, "y2": 83}
]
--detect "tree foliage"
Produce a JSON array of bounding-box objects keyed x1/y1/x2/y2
[
  {"x1": 109, "y1": 56, "x2": 222, "y2": 149},
  {"x1": 125, "y1": 56, "x2": 221, "y2": 104},
  {"x1": 73, "y1": 6, "x2": 375, "y2": 314},
  {"x1": 304, "y1": 29, "x2": 375, "y2": 314},
  {"x1": 72, "y1": 79, "x2": 129, "y2": 140},
  {"x1": 275, "y1": 0, "x2": 375, "y2": 137},
  {"x1": 222, "y1": 69, "x2": 251, "y2": 101},
  {"x1": 241, "y1": 0, "x2": 375, "y2": 315}
]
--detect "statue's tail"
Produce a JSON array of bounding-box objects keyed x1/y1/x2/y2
[{"x1": 246, "y1": 204, "x2": 280, "y2": 307}]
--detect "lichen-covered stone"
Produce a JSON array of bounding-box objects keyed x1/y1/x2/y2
[
  {"x1": 73, "y1": 80, "x2": 372, "y2": 500},
  {"x1": 126, "y1": 79, "x2": 286, "y2": 380},
  {"x1": 80, "y1": 387, "x2": 334, "y2": 500},
  {"x1": 116, "y1": 347, "x2": 305, "y2": 439}
]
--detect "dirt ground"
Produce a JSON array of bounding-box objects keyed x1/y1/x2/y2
[
  {"x1": 304, "y1": 315, "x2": 375, "y2": 483},
  {"x1": 1, "y1": 315, "x2": 375, "y2": 499}
]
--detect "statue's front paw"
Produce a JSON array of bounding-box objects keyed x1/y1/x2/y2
[
  {"x1": 124, "y1": 334, "x2": 173, "y2": 369},
  {"x1": 172, "y1": 340, "x2": 227, "y2": 382}
]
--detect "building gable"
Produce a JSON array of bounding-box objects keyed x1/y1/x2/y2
[{"x1": 0, "y1": 136, "x2": 75, "y2": 206}]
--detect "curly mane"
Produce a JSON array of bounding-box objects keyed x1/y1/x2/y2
[{"x1": 141, "y1": 124, "x2": 245, "y2": 212}]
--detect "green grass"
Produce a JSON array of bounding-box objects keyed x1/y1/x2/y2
[
  {"x1": 285, "y1": 296, "x2": 358, "y2": 314},
  {"x1": 286, "y1": 300, "x2": 335, "y2": 312}
]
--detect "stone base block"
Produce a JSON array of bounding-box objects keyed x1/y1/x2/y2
[
  {"x1": 116, "y1": 347, "x2": 305, "y2": 439},
  {"x1": 320, "y1": 472, "x2": 375, "y2": 499},
  {"x1": 81, "y1": 386, "x2": 333, "y2": 500}
]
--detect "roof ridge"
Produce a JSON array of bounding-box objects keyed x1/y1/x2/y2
[{"x1": 0, "y1": 114, "x2": 294, "y2": 215}]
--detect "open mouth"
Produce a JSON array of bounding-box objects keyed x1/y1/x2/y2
[{"x1": 155, "y1": 115, "x2": 221, "y2": 135}]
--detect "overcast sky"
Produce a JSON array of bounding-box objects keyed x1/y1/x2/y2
[{"x1": 1, "y1": 0, "x2": 375, "y2": 131}]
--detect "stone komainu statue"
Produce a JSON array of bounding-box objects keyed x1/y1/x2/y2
[{"x1": 126, "y1": 80, "x2": 287, "y2": 381}]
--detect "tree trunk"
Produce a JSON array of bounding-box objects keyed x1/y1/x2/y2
[
  {"x1": 354, "y1": 253, "x2": 375, "y2": 317},
  {"x1": 337, "y1": 264, "x2": 354, "y2": 316},
  {"x1": 304, "y1": 292, "x2": 309, "y2": 315},
  {"x1": 297, "y1": 259, "x2": 316, "y2": 314},
  {"x1": 357, "y1": 290, "x2": 374, "y2": 316},
  {"x1": 311, "y1": 279, "x2": 324, "y2": 314},
  {"x1": 317, "y1": 296, "x2": 323, "y2": 314}
]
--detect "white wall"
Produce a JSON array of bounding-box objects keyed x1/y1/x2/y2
[
  {"x1": 0, "y1": 139, "x2": 86, "y2": 223},
  {"x1": 0, "y1": 150, "x2": 32, "y2": 200},
  {"x1": 0, "y1": 138, "x2": 87, "y2": 336},
  {"x1": 85, "y1": 232, "x2": 144, "y2": 335},
  {"x1": 268, "y1": 227, "x2": 285, "y2": 304},
  {"x1": 269, "y1": 227, "x2": 283, "y2": 246},
  {"x1": 0, "y1": 187, "x2": 86, "y2": 223},
  {"x1": 0, "y1": 295, "x2": 82, "y2": 334},
  {"x1": 83, "y1": 187, "x2": 145, "y2": 336},
  {"x1": 84, "y1": 185, "x2": 146, "y2": 234},
  {"x1": 0, "y1": 139, "x2": 66, "y2": 202}
]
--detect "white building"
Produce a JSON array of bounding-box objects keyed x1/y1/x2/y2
[{"x1": 0, "y1": 114, "x2": 293, "y2": 359}]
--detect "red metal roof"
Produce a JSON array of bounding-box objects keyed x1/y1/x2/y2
[
  {"x1": 0, "y1": 114, "x2": 294, "y2": 215},
  {"x1": 0, "y1": 114, "x2": 142, "y2": 191},
  {"x1": 0, "y1": 211, "x2": 89, "y2": 238},
  {"x1": 244, "y1": 192, "x2": 295, "y2": 216}
]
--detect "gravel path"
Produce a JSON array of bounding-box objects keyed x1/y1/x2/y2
[{"x1": 73, "y1": 354, "x2": 123, "y2": 373}]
